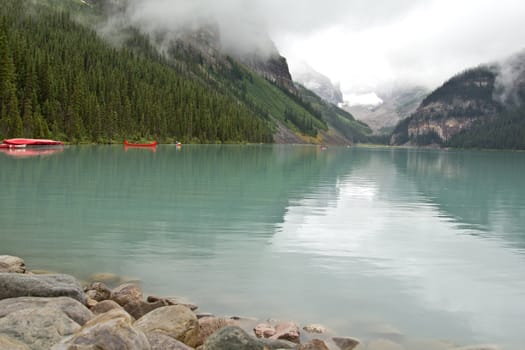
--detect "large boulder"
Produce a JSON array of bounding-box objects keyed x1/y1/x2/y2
[
  {"x1": 0, "y1": 273, "x2": 86, "y2": 304},
  {"x1": 146, "y1": 331, "x2": 194, "y2": 350},
  {"x1": 0, "y1": 334, "x2": 30, "y2": 350},
  {"x1": 0, "y1": 256, "x2": 26, "y2": 273},
  {"x1": 0, "y1": 297, "x2": 93, "y2": 326},
  {"x1": 201, "y1": 326, "x2": 264, "y2": 350},
  {"x1": 0, "y1": 307, "x2": 80, "y2": 350},
  {"x1": 134, "y1": 305, "x2": 199, "y2": 348},
  {"x1": 197, "y1": 317, "x2": 238, "y2": 346},
  {"x1": 55, "y1": 308, "x2": 150, "y2": 350}
]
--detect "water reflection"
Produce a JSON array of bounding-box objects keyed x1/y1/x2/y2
[{"x1": 274, "y1": 147, "x2": 525, "y2": 348}]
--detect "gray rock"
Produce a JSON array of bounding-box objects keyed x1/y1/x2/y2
[
  {"x1": 90, "y1": 300, "x2": 125, "y2": 316},
  {"x1": 201, "y1": 326, "x2": 264, "y2": 350},
  {"x1": 146, "y1": 331, "x2": 194, "y2": 350},
  {"x1": 84, "y1": 282, "x2": 111, "y2": 302},
  {"x1": 0, "y1": 334, "x2": 30, "y2": 350},
  {"x1": 332, "y1": 336, "x2": 360, "y2": 350},
  {"x1": 0, "y1": 255, "x2": 26, "y2": 273},
  {"x1": 54, "y1": 308, "x2": 150, "y2": 350},
  {"x1": 134, "y1": 305, "x2": 199, "y2": 348},
  {"x1": 299, "y1": 339, "x2": 330, "y2": 350},
  {"x1": 0, "y1": 296, "x2": 93, "y2": 326},
  {"x1": 0, "y1": 273, "x2": 86, "y2": 304},
  {"x1": 0, "y1": 307, "x2": 80, "y2": 350},
  {"x1": 197, "y1": 317, "x2": 238, "y2": 346}
]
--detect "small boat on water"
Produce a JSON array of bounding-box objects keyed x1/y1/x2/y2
[
  {"x1": 2, "y1": 138, "x2": 63, "y2": 146},
  {"x1": 123, "y1": 140, "x2": 157, "y2": 147}
]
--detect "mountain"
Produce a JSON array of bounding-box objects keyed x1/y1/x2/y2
[
  {"x1": 290, "y1": 61, "x2": 343, "y2": 105},
  {"x1": 390, "y1": 51, "x2": 525, "y2": 149},
  {"x1": 0, "y1": 0, "x2": 371, "y2": 144},
  {"x1": 342, "y1": 85, "x2": 428, "y2": 133}
]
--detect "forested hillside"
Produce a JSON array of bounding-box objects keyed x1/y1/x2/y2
[{"x1": 0, "y1": 0, "x2": 371, "y2": 144}]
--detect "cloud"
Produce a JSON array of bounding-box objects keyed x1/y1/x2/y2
[{"x1": 113, "y1": 0, "x2": 525, "y2": 93}]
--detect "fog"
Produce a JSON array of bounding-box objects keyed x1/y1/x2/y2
[{"x1": 113, "y1": 0, "x2": 525, "y2": 94}]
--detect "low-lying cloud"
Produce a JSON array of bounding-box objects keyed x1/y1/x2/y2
[{"x1": 105, "y1": 0, "x2": 525, "y2": 93}]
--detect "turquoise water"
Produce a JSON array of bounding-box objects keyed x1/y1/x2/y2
[{"x1": 1, "y1": 145, "x2": 525, "y2": 348}]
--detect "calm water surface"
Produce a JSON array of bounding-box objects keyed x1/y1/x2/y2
[{"x1": 1, "y1": 145, "x2": 525, "y2": 349}]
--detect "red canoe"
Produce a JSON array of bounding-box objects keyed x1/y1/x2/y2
[
  {"x1": 3, "y1": 138, "x2": 63, "y2": 146},
  {"x1": 123, "y1": 140, "x2": 157, "y2": 147}
]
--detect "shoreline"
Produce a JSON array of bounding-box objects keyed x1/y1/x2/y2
[{"x1": 0, "y1": 255, "x2": 503, "y2": 350}]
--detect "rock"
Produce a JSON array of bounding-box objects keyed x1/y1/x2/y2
[
  {"x1": 197, "y1": 317, "x2": 238, "y2": 346},
  {"x1": 128, "y1": 300, "x2": 171, "y2": 320},
  {"x1": 269, "y1": 322, "x2": 300, "y2": 344},
  {"x1": 134, "y1": 305, "x2": 199, "y2": 347},
  {"x1": 0, "y1": 307, "x2": 80, "y2": 350},
  {"x1": 332, "y1": 336, "x2": 360, "y2": 350},
  {"x1": 254, "y1": 323, "x2": 276, "y2": 338},
  {"x1": 90, "y1": 300, "x2": 124, "y2": 315},
  {"x1": 196, "y1": 313, "x2": 215, "y2": 319},
  {"x1": 366, "y1": 339, "x2": 405, "y2": 350},
  {"x1": 303, "y1": 324, "x2": 327, "y2": 334},
  {"x1": 55, "y1": 308, "x2": 150, "y2": 350},
  {"x1": 86, "y1": 297, "x2": 98, "y2": 309},
  {"x1": 111, "y1": 283, "x2": 144, "y2": 306},
  {"x1": 0, "y1": 296, "x2": 93, "y2": 326},
  {"x1": 0, "y1": 273, "x2": 86, "y2": 304},
  {"x1": 299, "y1": 339, "x2": 330, "y2": 350},
  {"x1": 84, "y1": 282, "x2": 111, "y2": 302},
  {"x1": 0, "y1": 334, "x2": 30, "y2": 350},
  {"x1": 201, "y1": 326, "x2": 263, "y2": 350},
  {"x1": 111, "y1": 284, "x2": 169, "y2": 319},
  {"x1": 0, "y1": 255, "x2": 26, "y2": 273},
  {"x1": 146, "y1": 331, "x2": 194, "y2": 350}
]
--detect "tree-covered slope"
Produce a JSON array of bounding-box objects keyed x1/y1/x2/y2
[
  {"x1": 0, "y1": 0, "x2": 273, "y2": 143},
  {"x1": 1, "y1": 0, "x2": 370, "y2": 144}
]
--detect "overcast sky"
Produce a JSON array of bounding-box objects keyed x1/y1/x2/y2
[{"x1": 126, "y1": 0, "x2": 525, "y2": 95}]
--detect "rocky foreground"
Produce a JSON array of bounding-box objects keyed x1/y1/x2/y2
[{"x1": 0, "y1": 255, "x2": 501, "y2": 350}]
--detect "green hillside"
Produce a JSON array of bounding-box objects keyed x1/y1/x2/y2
[{"x1": 0, "y1": 0, "x2": 370, "y2": 144}]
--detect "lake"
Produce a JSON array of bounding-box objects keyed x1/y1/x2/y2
[{"x1": 1, "y1": 145, "x2": 524, "y2": 349}]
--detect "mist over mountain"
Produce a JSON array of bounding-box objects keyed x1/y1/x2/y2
[
  {"x1": 342, "y1": 85, "x2": 428, "y2": 133},
  {"x1": 290, "y1": 61, "x2": 343, "y2": 105}
]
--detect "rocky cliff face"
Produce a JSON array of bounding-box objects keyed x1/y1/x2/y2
[
  {"x1": 391, "y1": 66, "x2": 503, "y2": 145},
  {"x1": 240, "y1": 52, "x2": 297, "y2": 94}
]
